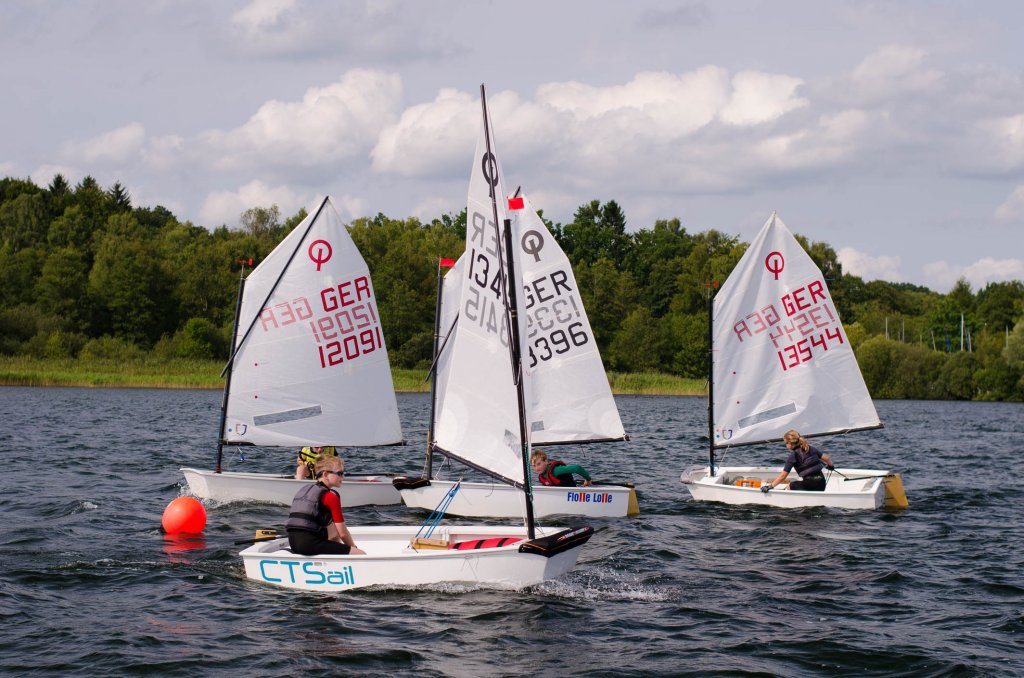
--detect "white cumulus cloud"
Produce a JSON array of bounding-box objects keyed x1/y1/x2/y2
[
  {"x1": 199, "y1": 180, "x2": 310, "y2": 228},
  {"x1": 371, "y1": 88, "x2": 478, "y2": 177},
  {"x1": 231, "y1": 0, "x2": 298, "y2": 34},
  {"x1": 201, "y1": 69, "x2": 402, "y2": 173},
  {"x1": 849, "y1": 44, "x2": 942, "y2": 102},
  {"x1": 719, "y1": 71, "x2": 807, "y2": 126},
  {"x1": 971, "y1": 115, "x2": 1024, "y2": 176},
  {"x1": 995, "y1": 185, "x2": 1024, "y2": 223},
  {"x1": 64, "y1": 122, "x2": 146, "y2": 164},
  {"x1": 837, "y1": 247, "x2": 906, "y2": 282},
  {"x1": 371, "y1": 67, "x2": 822, "y2": 197},
  {"x1": 537, "y1": 68, "x2": 729, "y2": 137},
  {"x1": 30, "y1": 164, "x2": 80, "y2": 187},
  {"x1": 923, "y1": 257, "x2": 1024, "y2": 291}
]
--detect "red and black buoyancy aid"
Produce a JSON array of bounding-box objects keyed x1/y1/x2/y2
[
  {"x1": 538, "y1": 460, "x2": 576, "y2": 487},
  {"x1": 286, "y1": 482, "x2": 334, "y2": 535}
]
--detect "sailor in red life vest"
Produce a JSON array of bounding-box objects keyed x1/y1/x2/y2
[
  {"x1": 286, "y1": 456, "x2": 365, "y2": 555},
  {"x1": 530, "y1": 449, "x2": 593, "y2": 487}
]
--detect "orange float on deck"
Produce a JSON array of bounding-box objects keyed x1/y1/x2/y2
[
  {"x1": 734, "y1": 478, "x2": 763, "y2": 488},
  {"x1": 161, "y1": 497, "x2": 207, "y2": 534}
]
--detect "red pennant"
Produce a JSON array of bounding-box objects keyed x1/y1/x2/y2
[
  {"x1": 439, "y1": 258, "x2": 455, "y2": 268},
  {"x1": 507, "y1": 197, "x2": 524, "y2": 210}
]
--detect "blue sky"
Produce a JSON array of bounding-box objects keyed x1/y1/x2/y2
[{"x1": 2, "y1": 1, "x2": 1023, "y2": 292}]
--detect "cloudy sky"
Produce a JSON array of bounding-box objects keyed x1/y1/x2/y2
[{"x1": 2, "y1": 1, "x2": 1023, "y2": 292}]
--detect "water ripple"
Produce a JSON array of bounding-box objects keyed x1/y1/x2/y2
[{"x1": 0, "y1": 389, "x2": 1022, "y2": 676}]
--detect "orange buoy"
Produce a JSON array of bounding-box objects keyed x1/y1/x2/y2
[{"x1": 162, "y1": 497, "x2": 207, "y2": 534}]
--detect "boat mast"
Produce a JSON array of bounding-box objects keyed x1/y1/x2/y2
[
  {"x1": 481, "y1": 83, "x2": 536, "y2": 539},
  {"x1": 503, "y1": 215, "x2": 536, "y2": 539},
  {"x1": 706, "y1": 289, "x2": 716, "y2": 477},
  {"x1": 424, "y1": 257, "x2": 447, "y2": 479},
  {"x1": 215, "y1": 267, "x2": 247, "y2": 473}
]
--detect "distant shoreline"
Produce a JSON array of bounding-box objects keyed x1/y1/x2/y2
[{"x1": 0, "y1": 356, "x2": 706, "y2": 396}]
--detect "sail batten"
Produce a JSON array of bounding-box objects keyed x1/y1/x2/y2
[
  {"x1": 222, "y1": 197, "x2": 403, "y2": 448},
  {"x1": 711, "y1": 214, "x2": 880, "y2": 448},
  {"x1": 713, "y1": 423, "x2": 884, "y2": 451}
]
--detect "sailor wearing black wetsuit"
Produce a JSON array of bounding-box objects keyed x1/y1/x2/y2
[{"x1": 763, "y1": 429, "x2": 835, "y2": 493}]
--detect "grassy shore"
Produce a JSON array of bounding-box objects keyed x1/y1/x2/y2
[{"x1": 0, "y1": 356, "x2": 706, "y2": 396}]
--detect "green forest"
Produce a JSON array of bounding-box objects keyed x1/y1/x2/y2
[{"x1": 2, "y1": 175, "x2": 1023, "y2": 400}]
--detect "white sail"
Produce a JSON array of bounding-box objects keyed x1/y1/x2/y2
[
  {"x1": 223, "y1": 197, "x2": 403, "y2": 448},
  {"x1": 432, "y1": 255, "x2": 463, "y2": 410},
  {"x1": 712, "y1": 213, "x2": 880, "y2": 448},
  {"x1": 435, "y1": 196, "x2": 625, "y2": 446},
  {"x1": 432, "y1": 103, "x2": 532, "y2": 486},
  {"x1": 509, "y1": 194, "x2": 626, "y2": 443}
]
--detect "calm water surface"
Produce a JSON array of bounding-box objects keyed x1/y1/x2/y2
[{"x1": 0, "y1": 387, "x2": 1021, "y2": 676}]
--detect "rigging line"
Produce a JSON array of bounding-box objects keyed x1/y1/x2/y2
[
  {"x1": 429, "y1": 445, "x2": 526, "y2": 489},
  {"x1": 416, "y1": 478, "x2": 462, "y2": 540},
  {"x1": 422, "y1": 313, "x2": 459, "y2": 383},
  {"x1": 425, "y1": 257, "x2": 450, "y2": 478},
  {"x1": 215, "y1": 270, "x2": 247, "y2": 471},
  {"x1": 843, "y1": 473, "x2": 896, "y2": 481},
  {"x1": 432, "y1": 455, "x2": 453, "y2": 480}
]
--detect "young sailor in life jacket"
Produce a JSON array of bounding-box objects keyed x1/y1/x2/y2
[
  {"x1": 286, "y1": 455, "x2": 365, "y2": 556},
  {"x1": 530, "y1": 449, "x2": 593, "y2": 488},
  {"x1": 294, "y1": 445, "x2": 338, "y2": 480}
]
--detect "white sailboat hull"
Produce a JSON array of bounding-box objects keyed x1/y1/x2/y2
[
  {"x1": 396, "y1": 479, "x2": 638, "y2": 518},
  {"x1": 680, "y1": 466, "x2": 893, "y2": 510},
  {"x1": 240, "y1": 524, "x2": 591, "y2": 592},
  {"x1": 181, "y1": 468, "x2": 400, "y2": 506}
]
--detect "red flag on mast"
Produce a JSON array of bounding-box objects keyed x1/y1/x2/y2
[{"x1": 439, "y1": 258, "x2": 455, "y2": 268}]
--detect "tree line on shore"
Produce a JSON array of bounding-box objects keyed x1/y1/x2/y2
[{"x1": 1, "y1": 175, "x2": 1022, "y2": 400}]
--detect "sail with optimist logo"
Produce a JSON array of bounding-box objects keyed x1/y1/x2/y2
[
  {"x1": 220, "y1": 197, "x2": 403, "y2": 450},
  {"x1": 711, "y1": 212, "x2": 880, "y2": 450},
  {"x1": 181, "y1": 197, "x2": 404, "y2": 507},
  {"x1": 398, "y1": 154, "x2": 635, "y2": 519},
  {"x1": 434, "y1": 194, "x2": 626, "y2": 453}
]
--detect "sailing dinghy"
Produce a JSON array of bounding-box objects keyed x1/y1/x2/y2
[
  {"x1": 679, "y1": 213, "x2": 908, "y2": 510},
  {"x1": 395, "y1": 193, "x2": 637, "y2": 519},
  {"x1": 181, "y1": 196, "x2": 402, "y2": 507},
  {"x1": 240, "y1": 85, "x2": 594, "y2": 591}
]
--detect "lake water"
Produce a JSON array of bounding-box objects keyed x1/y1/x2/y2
[{"x1": 1, "y1": 387, "x2": 1021, "y2": 676}]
